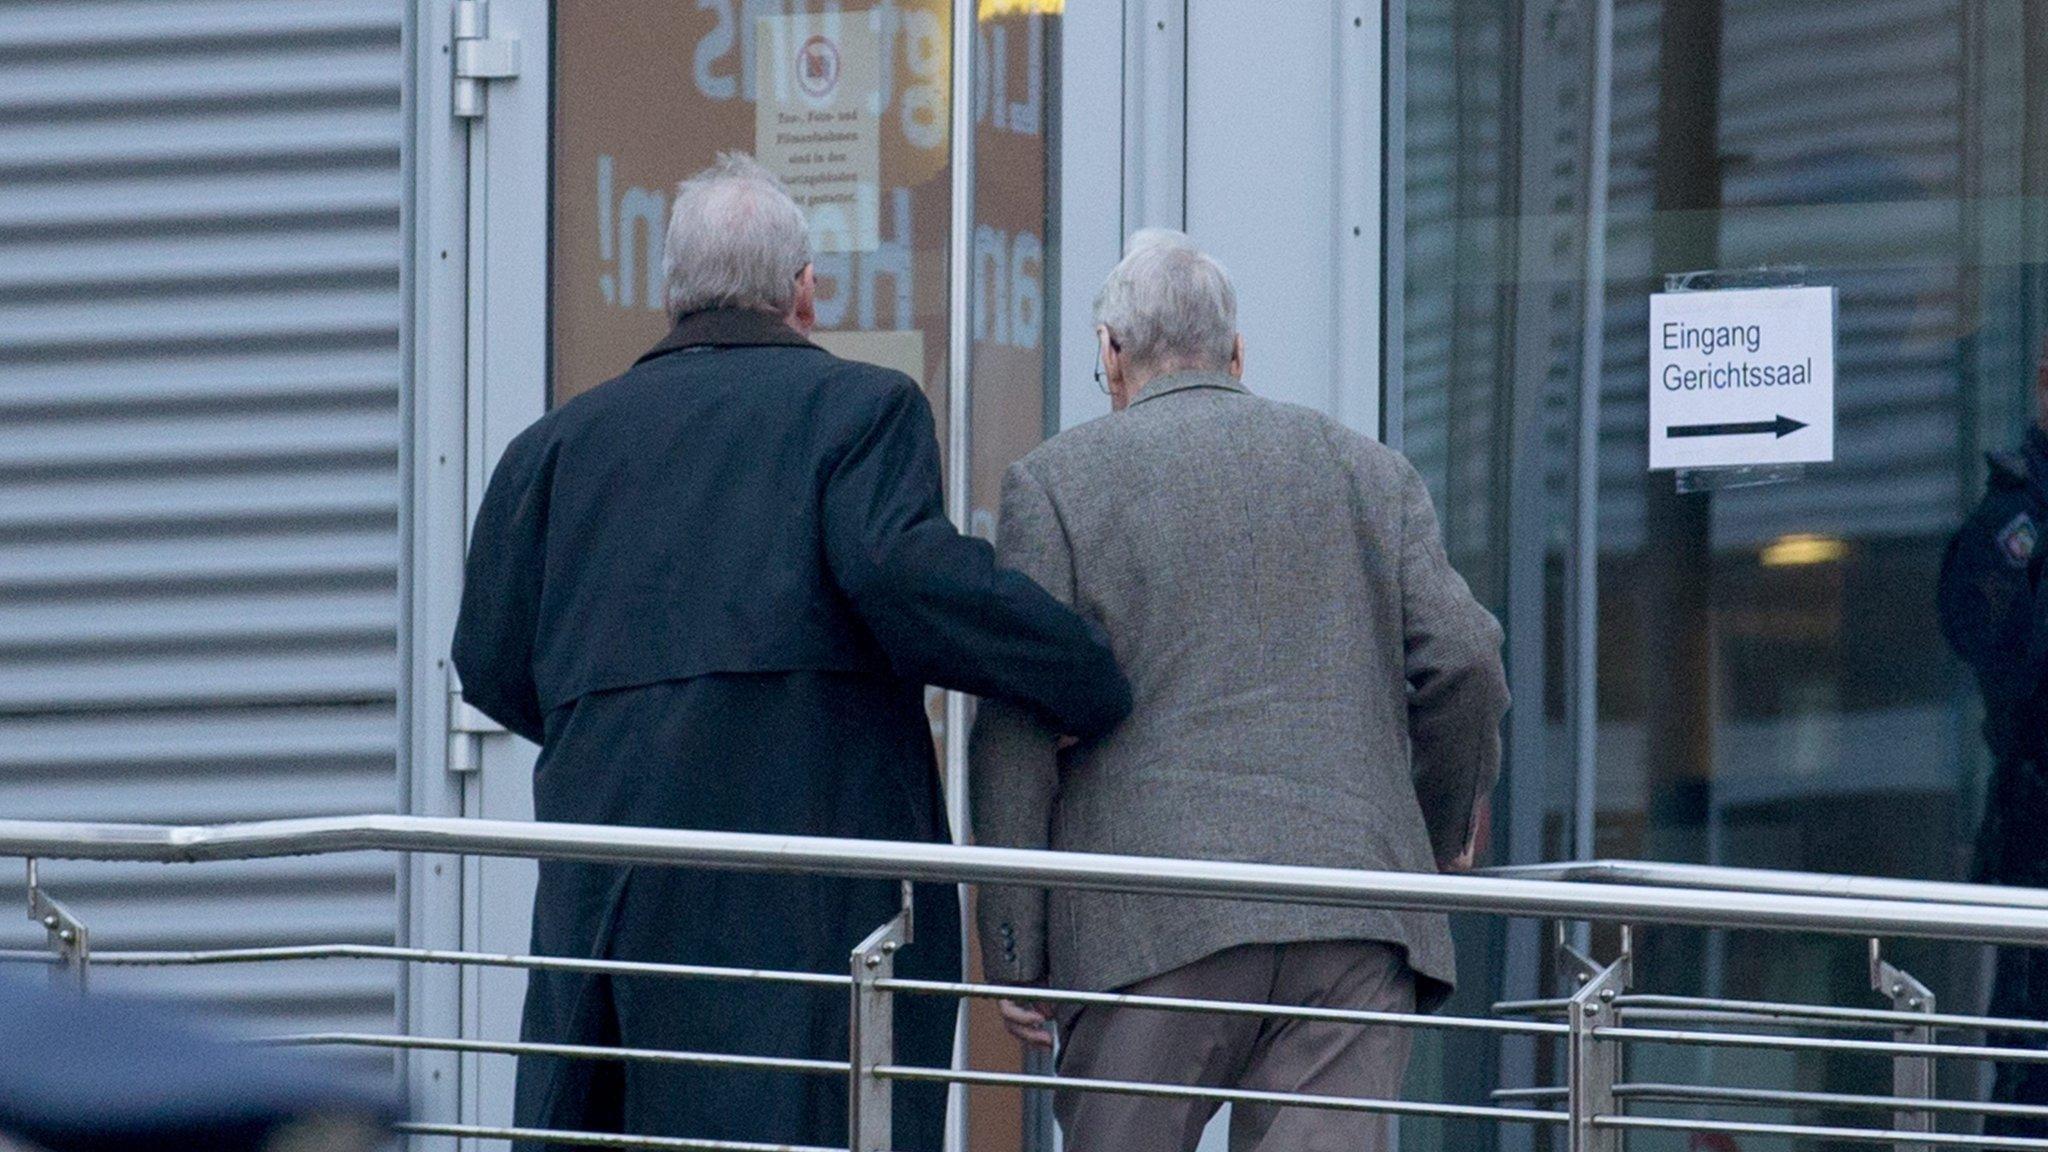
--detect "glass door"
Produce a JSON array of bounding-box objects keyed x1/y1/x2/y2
[{"x1": 1396, "y1": 0, "x2": 2048, "y2": 1146}]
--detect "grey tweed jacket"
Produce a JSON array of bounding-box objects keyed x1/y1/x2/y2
[{"x1": 969, "y1": 370, "x2": 1507, "y2": 1004}]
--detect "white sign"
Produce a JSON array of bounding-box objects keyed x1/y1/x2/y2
[
  {"x1": 756, "y1": 15, "x2": 881, "y2": 254},
  {"x1": 811, "y1": 328, "x2": 925, "y2": 387},
  {"x1": 1647, "y1": 285, "x2": 1836, "y2": 471}
]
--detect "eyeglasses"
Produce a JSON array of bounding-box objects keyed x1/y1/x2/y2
[{"x1": 1094, "y1": 333, "x2": 1120, "y2": 395}]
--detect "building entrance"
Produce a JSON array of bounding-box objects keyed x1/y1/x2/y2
[{"x1": 1396, "y1": 1, "x2": 2048, "y2": 1145}]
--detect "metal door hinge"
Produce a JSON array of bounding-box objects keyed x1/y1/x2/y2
[
  {"x1": 447, "y1": 675, "x2": 505, "y2": 773},
  {"x1": 453, "y1": 0, "x2": 521, "y2": 120}
]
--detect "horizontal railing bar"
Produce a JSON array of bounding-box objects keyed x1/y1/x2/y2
[
  {"x1": 1496, "y1": 860, "x2": 2048, "y2": 912},
  {"x1": 1617, "y1": 1081, "x2": 2048, "y2": 1120},
  {"x1": 878, "y1": 977, "x2": 1568, "y2": 1036},
  {"x1": 1617, "y1": 994, "x2": 2048, "y2": 1037},
  {"x1": 259, "y1": 1032, "x2": 847, "y2": 1075},
  {"x1": 6, "y1": 815, "x2": 2048, "y2": 946},
  {"x1": 1490, "y1": 1086, "x2": 1568, "y2": 1102},
  {"x1": 1506, "y1": 994, "x2": 2048, "y2": 1037},
  {"x1": 1599, "y1": 1113, "x2": 2048, "y2": 1149},
  {"x1": 1599, "y1": 1026, "x2": 2048, "y2": 1065},
  {"x1": 874, "y1": 1064, "x2": 1566, "y2": 1125},
  {"x1": 395, "y1": 1122, "x2": 846, "y2": 1152},
  {"x1": 1618, "y1": 1008, "x2": 1914, "y2": 1034},
  {"x1": 1492, "y1": 998, "x2": 1570, "y2": 1016},
  {"x1": 44, "y1": 943, "x2": 849, "y2": 987}
]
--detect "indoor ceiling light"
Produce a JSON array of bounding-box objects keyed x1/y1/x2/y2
[
  {"x1": 979, "y1": 0, "x2": 1065, "y2": 20},
  {"x1": 1760, "y1": 533, "x2": 1849, "y2": 567}
]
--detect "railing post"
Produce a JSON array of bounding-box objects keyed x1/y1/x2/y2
[
  {"x1": 26, "y1": 859, "x2": 88, "y2": 994},
  {"x1": 1870, "y1": 940, "x2": 1934, "y2": 1152},
  {"x1": 1562, "y1": 925, "x2": 1630, "y2": 1152},
  {"x1": 850, "y1": 884, "x2": 914, "y2": 1152}
]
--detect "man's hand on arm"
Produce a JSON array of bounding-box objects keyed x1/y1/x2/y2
[{"x1": 820, "y1": 382, "x2": 1130, "y2": 738}]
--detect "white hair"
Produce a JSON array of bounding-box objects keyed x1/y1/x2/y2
[
  {"x1": 661, "y1": 152, "x2": 813, "y2": 321},
  {"x1": 1092, "y1": 228, "x2": 1238, "y2": 373}
]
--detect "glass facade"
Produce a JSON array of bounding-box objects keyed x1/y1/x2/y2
[{"x1": 1400, "y1": 1, "x2": 2048, "y2": 1146}]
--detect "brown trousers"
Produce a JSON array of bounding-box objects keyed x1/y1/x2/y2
[{"x1": 1054, "y1": 941, "x2": 1416, "y2": 1152}]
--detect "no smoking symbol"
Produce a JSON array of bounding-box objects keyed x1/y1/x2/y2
[{"x1": 798, "y1": 34, "x2": 840, "y2": 99}]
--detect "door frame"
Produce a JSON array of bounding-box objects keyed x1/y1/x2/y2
[
  {"x1": 404, "y1": 0, "x2": 552, "y2": 1144},
  {"x1": 402, "y1": 0, "x2": 478, "y2": 1142}
]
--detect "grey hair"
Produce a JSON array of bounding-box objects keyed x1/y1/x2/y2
[
  {"x1": 661, "y1": 152, "x2": 813, "y2": 321},
  {"x1": 1092, "y1": 228, "x2": 1237, "y2": 373}
]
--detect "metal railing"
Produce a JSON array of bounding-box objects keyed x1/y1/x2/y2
[
  {"x1": 1496, "y1": 859, "x2": 2048, "y2": 912},
  {"x1": 4, "y1": 816, "x2": 2048, "y2": 1150}
]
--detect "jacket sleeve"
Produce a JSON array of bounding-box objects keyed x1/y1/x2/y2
[
  {"x1": 1397, "y1": 461, "x2": 1509, "y2": 863},
  {"x1": 968, "y1": 463, "x2": 1073, "y2": 985},
  {"x1": 450, "y1": 431, "x2": 552, "y2": 745},
  {"x1": 822, "y1": 377, "x2": 1132, "y2": 739},
  {"x1": 1939, "y1": 495, "x2": 2047, "y2": 709}
]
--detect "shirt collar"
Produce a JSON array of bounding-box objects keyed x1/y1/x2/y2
[
  {"x1": 635, "y1": 307, "x2": 819, "y2": 366},
  {"x1": 1129, "y1": 369, "x2": 1247, "y2": 408}
]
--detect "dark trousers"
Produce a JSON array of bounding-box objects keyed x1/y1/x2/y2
[
  {"x1": 1988, "y1": 945, "x2": 2048, "y2": 1137},
  {"x1": 1978, "y1": 756, "x2": 2048, "y2": 1135}
]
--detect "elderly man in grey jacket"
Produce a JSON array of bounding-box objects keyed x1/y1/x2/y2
[{"x1": 969, "y1": 229, "x2": 1508, "y2": 1152}]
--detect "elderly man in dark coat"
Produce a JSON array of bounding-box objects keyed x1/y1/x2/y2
[{"x1": 452, "y1": 153, "x2": 1130, "y2": 1152}]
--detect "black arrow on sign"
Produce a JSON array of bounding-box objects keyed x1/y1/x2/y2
[{"x1": 1666, "y1": 415, "x2": 1808, "y2": 440}]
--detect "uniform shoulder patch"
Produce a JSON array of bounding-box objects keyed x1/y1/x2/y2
[{"x1": 1997, "y1": 511, "x2": 2039, "y2": 569}]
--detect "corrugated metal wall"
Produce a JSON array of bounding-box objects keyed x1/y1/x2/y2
[{"x1": 0, "y1": 0, "x2": 405, "y2": 1038}]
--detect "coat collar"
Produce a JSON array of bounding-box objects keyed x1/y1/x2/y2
[
  {"x1": 1128, "y1": 369, "x2": 1247, "y2": 408},
  {"x1": 635, "y1": 307, "x2": 819, "y2": 366}
]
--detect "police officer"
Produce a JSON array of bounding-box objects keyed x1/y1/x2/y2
[{"x1": 1938, "y1": 348, "x2": 2048, "y2": 1132}]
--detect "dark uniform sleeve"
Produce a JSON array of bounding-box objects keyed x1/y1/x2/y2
[
  {"x1": 1941, "y1": 457, "x2": 2048, "y2": 885},
  {"x1": 451, "y1": 430, "x2": 554, "y2": 744},
  {"x1": 1939, "y1": 484, "x2": 2048, "y2": 711},
  {"x1": 822, "y1": 376, "x2": 1131, "y2": 739}
]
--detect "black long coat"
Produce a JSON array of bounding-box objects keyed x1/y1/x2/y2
[{"x1": 452, "y1": 307, "x2": 1130, "y2": 1152}]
